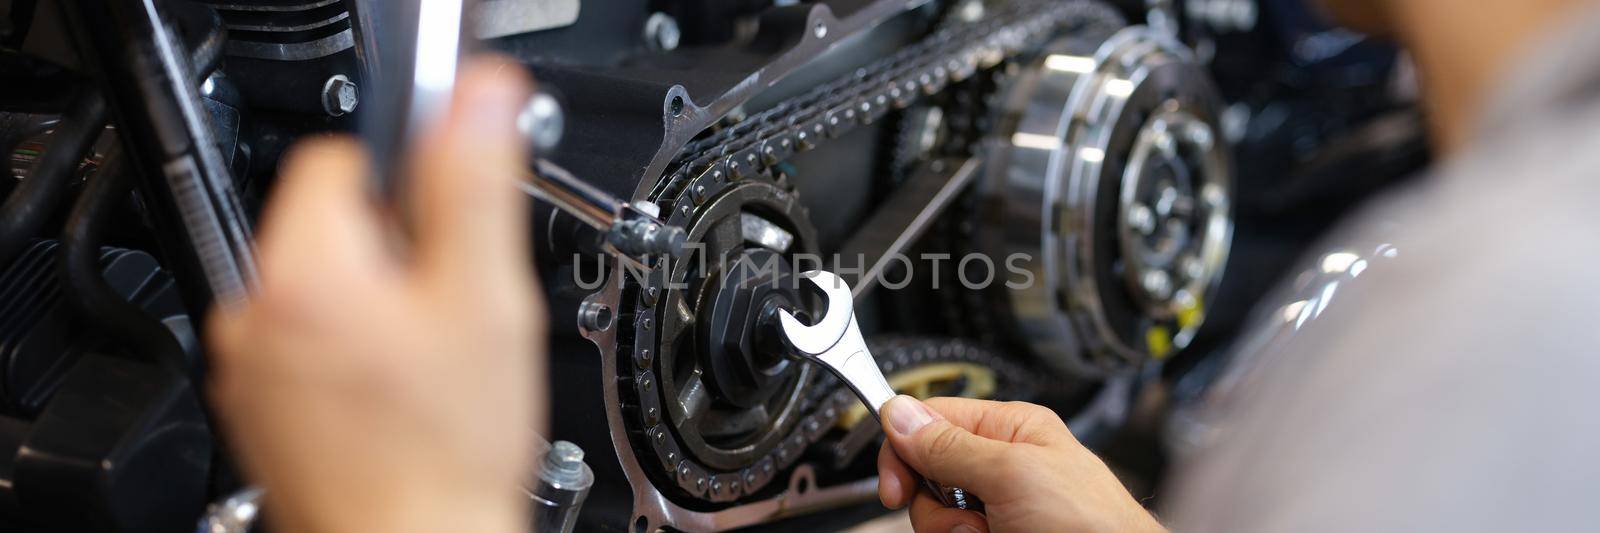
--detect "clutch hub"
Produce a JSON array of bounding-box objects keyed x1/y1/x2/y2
[{"x1": 975, "y1": 25, "x2": 1233, "y2": 375}]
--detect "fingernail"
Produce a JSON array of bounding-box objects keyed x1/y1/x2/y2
[
  {"x1": 884, "y1": 395, "x2": 938, "y2": 436},
  {"x1": 951, "y1": 524, "x2": 981, "y2": 533}
]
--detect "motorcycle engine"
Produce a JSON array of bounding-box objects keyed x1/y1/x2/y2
[{"x1": 0, "y1": 0, "x2": 1422, "y2": 530}]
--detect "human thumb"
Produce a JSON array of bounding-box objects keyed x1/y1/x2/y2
[{"x1": 881, "y1": 395, "x2": 1012, "y2": 496}]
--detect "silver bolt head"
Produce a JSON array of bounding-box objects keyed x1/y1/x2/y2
[
  {"x1": 1185, "y1": 121, "x2": 1216, "y2": 151},
  {"x1": 1127, "y1": 203, "x2": 1157, "y2": 235},
  {"x1": 1155, "y1": 185, "x2": 1181, "y2": 217},
  {"x1": 549, "y1": 440, "x2": 585, "y2": 467},
  {"x1": 517, "y1": 91, "x2": 565, "y2": 154},
  {"x1": 539, "y1": 440, "x2": 592, "y2": 486},
  {"x1": 321, "y1": 75, "x2": 359, "y2": 117},
  {"x1": 645, "y1": 12, "x2": 681, "y2": 51},
  {"x1": 1182, "y1": 255, "x2": 1207, "y2": 280},
  {"x1": 1142, "y1": 270, "x2": 1174, "y2": 300}
]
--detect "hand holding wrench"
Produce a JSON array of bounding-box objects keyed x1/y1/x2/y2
[{"x1": 777, "y1": 270, "x2": 985, "y2": 513}]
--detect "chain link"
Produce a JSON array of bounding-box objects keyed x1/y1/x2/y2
[{"x1": 620, "y1": 0, "x2": 1125, "y2": 505}]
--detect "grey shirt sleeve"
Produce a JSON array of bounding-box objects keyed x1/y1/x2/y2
[{"x1": 1162, "y1": 84, "x2": 1600, "y2": 532}]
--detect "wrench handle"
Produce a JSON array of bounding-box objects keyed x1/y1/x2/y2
[
  {"x1": 813, "y1": 336, "x2": 986, "y2": 513},
  {"x1": 781, "y1": 271, "x2": 984, "y2": 513},
  {"x1": 926, "y1": 481, "x2": 985, "y2": 513}
]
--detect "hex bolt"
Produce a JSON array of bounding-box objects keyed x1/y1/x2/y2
[
  {"x1": 518, "y1": 91, "x2": 565, "y2": 155},
  {"x1": 321, "y1": 74, "x2": 358, "y2": 117},
  {"x1": 644, "y1": 12, "x2": 681, "y2": 52},
  {"x1": 1185, "y1": 121, "x2": 1215, "y2": 151},
  {"x1": 1182, "y1": 255, "x2": 1207, "y2": 281},
  {"x1": 543, "y1": 441, "x2": 586, "y2": 482},
  {"x1": 1142, "y1": 270, "x2": 1174, "y2": 300},
  {"x1": 532, "y1": 440, "x2": 593, "y2": 533},
  {"x1": 1155, "y1": 185, "x2": 1181, "y2": 217},
  {"x1": 1127, "y1": 203, "x2": 1157, "y2": 235}
]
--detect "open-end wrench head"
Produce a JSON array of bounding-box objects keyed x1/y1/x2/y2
[{"x1": 777, "y1": 270, "x2": 854, "y2": 356}]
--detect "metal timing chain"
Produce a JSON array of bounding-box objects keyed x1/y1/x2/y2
[
  {"x1": 649, "y1": 0, "x2": 1123, "y2": 216},
  {"x1": 621, "y1": 0, "x2": 1126, "y2": 505},
  {"x1": 935, "y1": 67, "x2": 1010, "y2": 344}
]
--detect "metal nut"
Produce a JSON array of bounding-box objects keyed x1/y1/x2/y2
[{"x1": 321, "y1": 74, "x2": 358, "y2": 117}]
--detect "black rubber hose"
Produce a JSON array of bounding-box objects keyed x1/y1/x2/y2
[
  {"x1": 177, "y1": 4, "x2": 226, "y2": 81},
  {"x1": 0, "y1": 88, "x2": 106, "y2": 270},
  {"x1": 60, "y1": 145, "x2": 188, "y2": 373}
]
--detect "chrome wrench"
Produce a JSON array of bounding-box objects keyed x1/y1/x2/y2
[
  {"x1": 777, "y1": 270, "x2": 984, "y2": 513},
  {"x1": 353, "y1": 0, "x2": 684, "y2": 265}
]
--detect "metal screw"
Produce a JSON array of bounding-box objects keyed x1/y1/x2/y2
[
  {"x1": 1155, "y1": 185, "x2": 1180, "y2": 217},
  {"x1": 1185, "y1": 121, "x2": 1215, "y2": 151},
  {"x1": 1142, "y1": 270, "x2": 1173, "y2": 300},
  {"x1": 645, "y1": 12, "x2": 681, "y2": 52},
  {"x1": 1127, "y1": 203, "x2": 1156, "y2": 235},
  {"x1": 321, "y1": 74, "x2": 358, "y2": 117},
  {"x1": 518, "y1": 91, "x2": 565, "y2": 155},
  {"x1": 1181, "y1": 255, "x2": 1205, "y2": 281}
]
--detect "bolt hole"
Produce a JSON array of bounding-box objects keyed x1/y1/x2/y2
[
  {"x1": 634, "y1": 516, "x2": 649, "y2": 533},
  {"x1": 581, "y1": 301, "x2": 614, "y2": 332},
  {"x1": 670, "y1": 95, "x2": 685, "y2": 117},
  {"x1": 813, "y1": 21, "x2": 828, "y2": 39},
  {"x1": 797, "y1": 476, "x2": 811, "y2": 494}
]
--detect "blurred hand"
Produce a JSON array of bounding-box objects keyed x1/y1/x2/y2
[
  {"x1": 207, "y1": 59, "x2": 542, "y2": 533},
  {"x1": 877, "y1": 396, "x2": 1166, "y2": 533}
]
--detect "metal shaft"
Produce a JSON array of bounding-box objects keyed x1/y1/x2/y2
[{"x1": 522, "y1": 159, "x2": 623, "y2": 232}]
